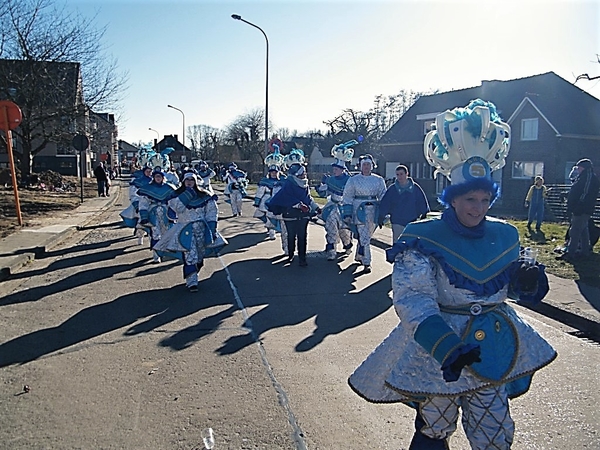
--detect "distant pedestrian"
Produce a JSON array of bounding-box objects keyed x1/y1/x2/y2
[
  {"x1": 93, "y1": 162, "x2": 108, "y2": 197},
  {"x1": 560, "y1": 158, "x2": 600, "y2": 261},
  {"x1": 224, "y1": 163, "x2": 248, "y2": 217},
  {"x1": 378, "y1": 164, "x2": 430, "y2": 243},
  {"x1": 524, "y1": 176, "x2": 548, "y2": 231}
]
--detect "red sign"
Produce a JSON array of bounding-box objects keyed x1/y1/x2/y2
[{"x1": 0, "y1": 101, "x2": 23, "y2": 131}]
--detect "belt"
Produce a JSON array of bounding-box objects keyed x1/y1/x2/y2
[
  {"x1": 355, "y1": 195, "x2": 377, "y2": 200},
  {"x1": 439, "y1": 303, "x2": 501, "y2": 316}
]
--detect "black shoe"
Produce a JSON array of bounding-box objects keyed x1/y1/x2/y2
[
  {"x1": 299, "y1": 259, "x2": 308, "y2": 267},
  {"x1": 188, "y1": 285, "x2": 198, "y2": 293},
  {"x1": 363, "y1": 265, "x2": 372, "y2": 273}
]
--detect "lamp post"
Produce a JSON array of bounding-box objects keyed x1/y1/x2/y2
[
  {"x1": 231, "y1": 14, "x2": 269, "y2": 160},
  {"x1": 148, "y1": 127, "x2": 160, "y2": 150},
  {"x1": 167, "y1": 104, "x2": 188, "y2": 163}
]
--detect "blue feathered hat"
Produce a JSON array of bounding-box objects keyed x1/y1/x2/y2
[{"x1": 424, "y1": 99, "x2": 510, "y2": 207}]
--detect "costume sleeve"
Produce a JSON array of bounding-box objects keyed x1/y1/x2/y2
[
  {"x1": 392, "y1": 249, "x2": 464, "y2": 366},
  {"x1": 138, "y1": 196, "x2": 150, "y2": 221},
  {"x1": 204, "y1": 198, "x2": 219, "y2": 223},
  {"x1": 254, "y1": 184, "x2": 267, "y2": 207},
  {"x1": 377, "y1": 177, "x2": 387, "y2": 201},
  {"x1": 168, "y1": 196, "x2": 187, "y2": 215},
  {"x1": 342, "y1": 177, "x2": 356, "y2": 206}
]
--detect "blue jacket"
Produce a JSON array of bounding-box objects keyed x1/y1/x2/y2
[
  {"x1": 378, "y1": 178, "x2": 429, "y2": 226},
  {"x1": 266, "y1": 177, "x2": 314, "y2": 217}
]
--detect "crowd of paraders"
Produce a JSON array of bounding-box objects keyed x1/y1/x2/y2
[{"x1": 116, "y1": 99, "x2": 599, "y2": 450}]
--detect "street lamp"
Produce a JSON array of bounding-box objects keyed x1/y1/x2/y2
[
  {"x1": 148, "y1": 127, "x2": 160, "y2": 150},
  {"x1": 231, "y1": 14, "x2": 269, "y2": 160},
  {"x1": 167, "y1": 104, "x2": 188, "y2": 163}
]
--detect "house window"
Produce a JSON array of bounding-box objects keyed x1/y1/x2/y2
[
  {"x1": 520, "y1": 118, "x2": 538, "y2": 141},
  {"x1": 512, "y1": 161, "x2": 544, "y2": 179},
  {"x1": 56, "y1": 144, "x2": 75, "y2": 156},
  {"x1": 423, "y1": 120, "x2": 435, "y2": 135}
]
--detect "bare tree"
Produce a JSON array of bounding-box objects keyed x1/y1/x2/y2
[
  {"x1": 188, "y1": 124, "x2": 223, "y2": 162},
  {"x1": 575, "y1": 54, "x2": 600, "y2": 83},
  {"x1": 224, "y1": 108, "x2": 265, "y2": 161},
  {"x1": 0, "y1": 0, "x2": 128, "y2": 176}
]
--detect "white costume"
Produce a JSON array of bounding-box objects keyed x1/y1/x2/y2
[
  {"x1": 224, "y1": 163, "x2": 248, "y2": 216},
  {"x1": 341, "y1": 156, "x2": 386, "y2": 269}
]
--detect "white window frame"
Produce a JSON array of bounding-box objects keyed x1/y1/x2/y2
[
  {"x1": 520, "y1": 118, "x2": 539, "y2": 141},
  {"x1": 512, "y1": 161, "x2": 544, "y2": 179}
]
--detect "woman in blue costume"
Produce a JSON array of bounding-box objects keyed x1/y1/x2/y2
[
  {"x1": 348, "y1": 100, "x2": 556, "y2": 449},
  {"x1": 138, "y1": 168, "x2": 176, "y2": 263},
  {"x1": 153, "y1": 172, "x2": 224, "y2": 292},
  {"x1": 317, "y1": 141, "x2": 355, "y2": 260}
]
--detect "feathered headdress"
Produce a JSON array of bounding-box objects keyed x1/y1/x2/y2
[
  {"x1": 331, "y1": 140, "x2": 356, "y2": 169},
  {"x1": 264, "y1": 142, "x2": 285, "y2": 171},
  {"x1": 423, "y1": 99, "x2": 510, "y2": 206},
  {"x1": 284, "y1": 149, "x2": 305, "y2": 169}
]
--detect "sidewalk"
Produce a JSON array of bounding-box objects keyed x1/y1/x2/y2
[
  {"x1": 0, "y1": 183, "x2": 598, "y2": 338},
  {"x1": 0, "y1": 181, "x2": 122, "y2": 281}
]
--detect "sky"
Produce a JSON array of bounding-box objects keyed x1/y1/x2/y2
[{"x1": 63, "y1": 0, "x2": 600, "y2": 145}]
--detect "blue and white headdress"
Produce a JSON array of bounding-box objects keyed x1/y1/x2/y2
[
  {"x1": 264, "y1": 142, "x2": 285, "y2": 172},
  {"x1": 138, "y1": 146, "x2": 174, "y2": 172},
  {"x1": 284, "y1": 149, "x2": 305, "y2": 169},
  {"x1": 424, "y1": 99, "x2": 510, "y2": 206},
  {"x1": 331, "y1": 140, "x2": 356, "y2": 169}
]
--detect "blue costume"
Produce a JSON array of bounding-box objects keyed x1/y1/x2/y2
[
  {"x1": 120, "y1": 168, "x2": 152, "y2": 241},
  {"x1": 349, "y1": 99, "x2": 556, "y2": 450},
  {"x1": 138, "y1": 171, "x2": 176, "y2": 263},
  {"x1": 154, "y1": 173, "x2": 224, "y2": 291},
  {"x1": 317, "y1": 141, "x2": 355, "y2": 260},
  {"x1": 254, "y1": 144, "x2": 285, "y2": 240}
]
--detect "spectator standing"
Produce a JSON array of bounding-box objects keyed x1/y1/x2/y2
[
  {"x1": 524, "y1": 176, "x2": 548, "y2": 231},
  {"x1": 378, "y1": 164, "x2": 430, "y2": 243},
  {"x1": 93, "y1": 162, "x2": 109, "y2": 197},
  {"x1": 561, "y1": 158, "x2": 600, "y2": 260}
]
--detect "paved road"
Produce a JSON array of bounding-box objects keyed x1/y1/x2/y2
[{"x1": 0, "y1": 180, "x2": 599, "y2": 449}]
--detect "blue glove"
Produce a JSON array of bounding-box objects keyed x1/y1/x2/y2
[{"x1": 441, "y1": 344, "x2": 481, "y2": 382}]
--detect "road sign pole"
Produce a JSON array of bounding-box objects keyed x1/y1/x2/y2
[{"x1": 0, "y1": 101, "x2": 23, "y2": 226}]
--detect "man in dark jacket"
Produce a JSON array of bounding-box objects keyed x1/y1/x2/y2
[
  {"x1": 93, "y1": 162, "x2": 109, "y2": 197},
  {"x1": 564, "y1": 158, "x2": 600, "y2": 259}
]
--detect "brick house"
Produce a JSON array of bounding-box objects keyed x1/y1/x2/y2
[
  {"x1": 0, "y1": 59, "x2": 116, "y2": 178},
  {"x1": 377, "y1": 72, "x2": 600, "y2": 217}
]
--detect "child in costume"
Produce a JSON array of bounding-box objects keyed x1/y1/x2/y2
[
  {"x1": 153, "y1": 172, "x2": 224, "y2": 292},
  {"x1": 317, "y1": 141, "x2": 355, "y2": 260},
  {"x1": 348, "y1": 99, "x2": 556, "y2": 450}
]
